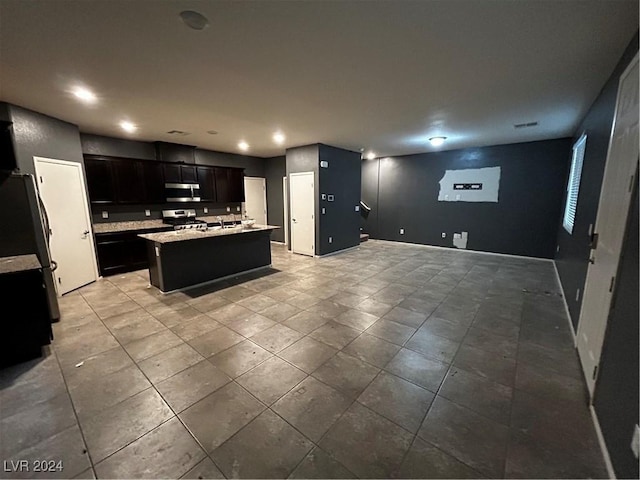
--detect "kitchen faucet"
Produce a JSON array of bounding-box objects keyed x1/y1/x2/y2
[{"x1": 217, "y1": 216, "x2": 224, "y2": 228}]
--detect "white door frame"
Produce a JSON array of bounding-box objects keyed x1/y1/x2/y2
[
  {"x1": 283, "y1": 176, "x2": 289, "y2": 249},
  {"x1": 289, "y1": 171, "x2": 315, "y2": 256},
  {"x1": 576, "y1": 53, "x2": 639, "y2": 396},
  {"x1": 33, "y1": 157, "x2": 99, "y2": 289},
  {"x1": 243, "y1": 176, "x2": 267, "y2": 225}
]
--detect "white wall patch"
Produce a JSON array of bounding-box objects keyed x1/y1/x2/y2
[
  {"x1": 453, "y1": 231, "x2": 468, "y2": 249},
  {"x1": 438, "y1": 166, "x2": 501, "y2": 202}
]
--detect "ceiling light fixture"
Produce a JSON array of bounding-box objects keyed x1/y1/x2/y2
[
  {"x1": 429, "y1": 136, "x2": 447, "y2": 147},
  {"x1": 207, "y1": 130, "x2": 218, "y2": 135},
  {"x1": 366, "y1": 152, "x2": 376, "y2": 160},
  {"x1": 238, "y1": 141, "x2": 249, "y2": 151},
  {"x1": 180, "y1": 10, "x2": 209, "y2": 30},
  {"x1": 72, "y1": 87, "x2": 96, "y2": 103},
  {"x1": 273, "y1": 132, "x2": 285, "y2": 145},
  {"x1": 120, "y1": 121, "x2": 137, "y2": 133}
]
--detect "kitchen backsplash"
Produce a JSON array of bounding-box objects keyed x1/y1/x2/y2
[{"x1": 91, "y1": 202, "x2": 243, "y2": 224}]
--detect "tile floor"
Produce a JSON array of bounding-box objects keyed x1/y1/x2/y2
[{"x1": 0, "y1": 240, "x2": 608, "y2": 479}]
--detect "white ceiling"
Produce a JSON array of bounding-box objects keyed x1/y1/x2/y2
[{"x1": 0, "y1": 0, "x2": 637, "y2": 158}]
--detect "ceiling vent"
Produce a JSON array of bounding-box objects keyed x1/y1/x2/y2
[
  {"x1": 514, "y1": 121, "x2": 539, "y2": 129},
  {"x1": 166, "y1": 130, "x2": 190, "y2": 136}
]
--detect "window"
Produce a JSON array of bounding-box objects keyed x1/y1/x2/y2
[{"x1": 563, "y1": 134, "x2": 587, "y2": 234}]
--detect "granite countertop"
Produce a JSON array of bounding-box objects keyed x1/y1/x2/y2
[
  {"x1": 138, "y1": 225, "x2": 279, "y2": 244},
  {"x1": 198, "y1": 214, "x2": 242, "y2": 225},
  {"x1": 93, "y1": 220, "x2": 169, "y2": 234},
  {"x1": 0, "y1": 254, "x2": 42, "y2": 274}
]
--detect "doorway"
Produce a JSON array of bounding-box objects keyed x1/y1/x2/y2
[
  {"x1": 34, "y1": 157, "x2": 98, "y2": 294},
  {"x1": 576, "y1": 53, "x2": 639, "y2": 396},
  {"x1": 289, "y1": 172, "x2": 315, "y2": 256},
  {"x1": 243, "y1": 177, "x2": 267, "y2": 225}
]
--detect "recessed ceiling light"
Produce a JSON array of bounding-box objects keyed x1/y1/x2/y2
[
  {"x1": 366, "y1": 152, "x2": 376, "y2": 160},
  {"x1": 180, "y1": 10, "x2": 209, "y2": 30},
  {"x1": 120, "y1": 121, "x2": 137, "y2": 133},
  {"x1": 72, "y1": 87, "x2": 96, "y2": 103},
  {"x1": 273, "y1": 132, "x2": 285, "y2": 145},
  {"x1": 429, "y1": 136, "x2": 447, "y2": 147},
  {"x1": 238, "y1": 141, "x2": 249, "y2": 151}
]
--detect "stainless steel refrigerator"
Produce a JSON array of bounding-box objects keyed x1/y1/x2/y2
[{"x1": 0, "y1": 173, "x2": 60, "y2": 321}]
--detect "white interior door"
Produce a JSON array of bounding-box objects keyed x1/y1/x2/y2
[
  {"x1": 243, "y1": 177, "x2": 267, "y2": 225},
  {"x1": 34, "y1": 157, "x2": 98, "y2": 294},
  {"x1": 289, "y1": 172, "x2": 315, "y2": 256},
  {"x1": 577, "y1": 53, "x2": 639, "y2": 396},
  {"x1": 283, "y1": 176, "x2": 289, "y2": 248}
]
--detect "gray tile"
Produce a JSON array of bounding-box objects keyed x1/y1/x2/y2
[
  {"x1": 278, "y1": 336, "x2": 338, "y2": 374},
  {"x1": 236, "y1": 356, "x2": 307, "y2": 405},
  {"x1": 151, "y1": 302, "x2": 204, "y2": 327},
  {"x1": 272, "y1": 376, "x2": 352, "y2": 441},
  {"x1": 329, "y1": 291, "x2": 368, "y2": 308},
  {"x1": 81, "y1": 388, "x2": 174, "y2": 462},
  {"x1": 60, "y1": 347, "x2": 134, "y2": 390},
  {"x1": 384, "y1": 348, "x2": 448, "y2": 392},
  {"x1": 312, "y1": 352, "x2": 380, "y2": 399},
  {"x1": 218, "y1": 285, "x2": 258, "y2": 302},
  {"x1": 289, "y1": 447, "x2": 356, "y2": 479},
  {"x1": 420, "y1": 316, "x2": 469, "y2": 342},
  {"x1": 259, "y1": 302, "x2": 302, "y2": 322},
  {"x1": 405, "y1": 328, "x2": 460, "y2": 364},
  {"x1": 382, "y1": 306, "x2": 428, "y2": 328},
  {"x1": 180, "y1": 458, "x2": 225, "y2": 479},
  {"x1": 342, "y1": 333, "x2": 400, "y2": 368},
  {"x1": 109, "y1": 314, "x2": 166, "y2": 345},
  {"x1": 353, "y1": 297, "x2": 394, "y2": 317},
  {"x1": 472, "y1": 313, "x2": 521, "y2": 340},
  {"x1": 334, "y1": 309, "x2": 379, "y2": 331},
  {"x1": 225, "y1": 312, "x2": 277, "y2": 337},
  {"x1": 0, "y1": 391, "x2": 77, "y2": 458},
  {"x1": 397, "y1": 297, "x2": 439, "y2": 317},
  {"x1": 439, "y1": 367, "x2": 513, "y2": 425},
  {"x1": 211, "y1": 409, "x2": 313, "y2": 479},
  {"x1": 1, "y1": 424, "x2": 90, "y2": 479},
  {"x1": 250, "y1": 324, "x2": 304, "y2": 353},
  {"x1": 208, "y1": 340, "x2": 272, "y2": 378},
  {"x1": 515, "y1": 363, "x2": 587, "y2": 405},
  {"x1": 287, "y1": 292, "x2": 322, "y2": 309},
  {"x1": 283, "y1": 310, "x2": 329, "y2": 334},
  {"x1": 179, "y1": 382, "x2": 265, "y2": 452},
  {"x1": 69, "y1": 364, "x2": 150, "y2": 420},
  {"x1": 123, "y1": 328, "x2": 184, "y2": 362},
  {"x1": 305, "y1": 300, "x2": 349, "y2": 320},
  {"x1": 366, "y1": 319, "x2": 416, "y2": 346},
  {"x1": 418, "y1": 396, "x2": 509, "y2": 478},
  {"x1": 462, "y1": 326, "x2": 518, "y2": 358},
  {"x1": 308, "y1": 321, "x2": 361, "y2": 349},
  {"x1": 94, "y1": 417, "x2": 205, "y2": 479},
  {"x1": 208, "y1": 303, "x2": 254, "y2": 325},
  {"x1": 263, "y1": 286, "x2": 304, "y2": 302},
  {"x1": 155, "y1": 360, "x2": 231, "y2": 413},
  {"x1": 138, "y1": 343, "x2": 204, "y2": 383},
  {"x1": 453, "y1": 343, "x2": 517, "y2": 387},
  {"x1": 188, "y1": 326, "x2": 244, "y2": 357},
  {"x1": 358, "y1": 371, "x2": 435, "y2": 433},
  {"x1": 319, "y1": 403, "x2": 413, "y2": 478},
  {"x1": 170, "y1": 314, "x2": 222, "y2": 341},
  {"x1": 236, "y1": 293, "x2": 280, "y2": 312},
  {"x1": 517, "y1": 341, "x2": 582, "y2": 380},
  {"x1": 399, "y1": 437, "x2": 484, "y2": 479}
]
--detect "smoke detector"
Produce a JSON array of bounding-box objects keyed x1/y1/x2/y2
[{"x1": 514, "y1": 121, "x2": 539, "y2": 129}]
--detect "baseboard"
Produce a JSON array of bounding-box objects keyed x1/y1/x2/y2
[
  {"x1": 270, "y1": 241, "x2": 285, "y2": 245},
  {"x1": 553, "y1": 260, "x2": 577, "y2": 345},
  {"x1": 590, "y1": 405, "x2": 616, "y2": 479},
  {"x1": 316, "y1": 245, "x2": 360, "y2": 258},
  {"x1": 370, "y1": 239, "x2": 553, "y2": 263},
  {"x1": 159, "y1": 265, "x2": 273, "y2": 294}
]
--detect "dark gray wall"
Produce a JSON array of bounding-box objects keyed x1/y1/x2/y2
[
  {"x1": 318, "y1": 144, "x2": 361, "y2": 255},
  {"x1": 286, "y1": 144, "x2": 320, "y2": 253},
  {"x1": 0, "y1": 103, "x2": 10, "y2": 122},
  {"x1": 593, "y1": 175, "x2": 638, "y2": 480},
  {"x1": 9, "y1": 104, "x2": 84, "y2": 175},
  {"x1": 362, "y1": 139, "x2": 571, "y2": 258},
  {"x1": 195, "y1": 149, "x2": 265, "y2": 178},
  {"x1": 361, "y1": 158, "x2": 380, "y2": 238},
  {"x1": 556, "y1": 32, "x2": 639, "y2": 328},
  {"x1": 81, "y1": 133, "x2": 156, "y2": 160},
  {"x1": 264, "y1": 156, "x2": 285, "y2": 243}
]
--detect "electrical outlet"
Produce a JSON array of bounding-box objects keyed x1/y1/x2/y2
[
  {"x1": 355, "y1": 205, "x2": 360, "y2": 212},
  {"x1": 442, "y1": 232, "x2": 446, "y2": 238},
  {"x1": 322, "y1": 207, "x2": 326, "y2": 214},
  {"x1": 102, "y1": 211, "x2": 109, "y2": 219},
  {"x1": 237, "y1": 206, "x2": 241, "y2": 211},
  {"x1": 632, "y1": 424, "x2": 639, "y2": 459},
  {"x1": 320, "y1": 161, "x2": 329, "y2": 168},
  {"x1": 327, "y1": 194, "x2": 335, "y2": 202},
  {"x1": 575, "y1": 289, "x2": 580, "y2": 302},
  {"x1": 226, "y1": 206, "x2": 231, "y2": 212},
  {"x1": 321, "y1": 193, "x2": 326, "y2": 200},
  {"x1": 145, "y1": 209, "x2": 151, "y2": 217},
  {"x1": 400, "y1": 228, "x2": 404, "y2": 235},
  {"x1": 204, "y1": 207, "x2": 208, "y2": 214},
  {"x1": 328, "y1": 236, "x2": 333, "y2": 244}
]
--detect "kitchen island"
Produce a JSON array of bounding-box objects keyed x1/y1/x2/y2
[{"x1": 138, "y1": 225, "x2": 278, "y2": 293}]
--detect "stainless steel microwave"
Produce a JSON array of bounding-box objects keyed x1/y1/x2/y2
[{"x1": 165, "y1": 183, "x2": 201, "y2": 202}]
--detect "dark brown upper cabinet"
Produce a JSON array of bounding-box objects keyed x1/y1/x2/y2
[
  {"x1": 84, "y1": 156, "x2": 116, "y2": 204},
  {"x1": 228, "y1": 168, "x2": 245, "y2": 203},
  {"x1": 196, "y1": 166, "x2": 216, "y2": 201},
  {"x1": 163, "y1": 163, "x2": 197, "y2": 184},
  {"x1": 112, "y1": 158, "x2": 145, "y2": 204},
  {"x1": 141, "y1": 161, "x2": 165, "y2": 204},
  {"x1": 214, "y1": 167, "x2": 230, "y2": 202}
]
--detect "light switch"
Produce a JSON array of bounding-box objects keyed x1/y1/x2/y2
[
  {"x1": 237, "y1": 206, "x2": 241, "y2": 211},
  {"x1": 355, "y1": 205, "x2": 360, "y2": 212},
  {"x1": 400, "y1": 228, "x2": 404, "y2": 235},
  {"x1": 327, "y1": 194, "x2": 334, "y2": 202},
  {"x1": 102, "y1": 211, "x2": 109, "y2": 219},
  {"x1": 321, "y1": 193, "x2": 326, "y2": 200},
  {"x1": 226, "y1": 206, "x2": 231, "y2": 212},
  {"x1": 322, "y1": 207, "x2": 326, "y2": 214},
  {"x1": 328, "y1": 236, "x2": 332, "y2": 243},
  {"x1": 320, "y1": 161, "x2": 329, "y2": 168},
  {"x1": 204, "y1": 207, "x2": 208, "y2": 214},
  {"x1": 442, "y1": 232, "x2": 446, "y2": 238}
]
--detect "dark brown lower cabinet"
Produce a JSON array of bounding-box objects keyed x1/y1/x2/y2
[{"x1": 95, "y1": 228, "x2": 172, "y2": 276}]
